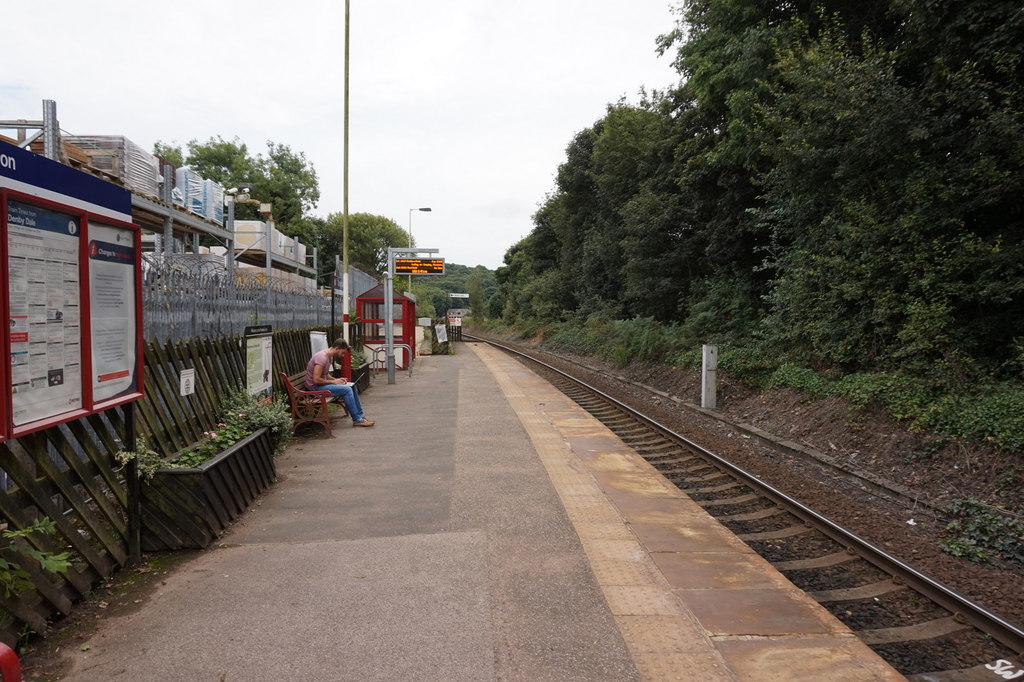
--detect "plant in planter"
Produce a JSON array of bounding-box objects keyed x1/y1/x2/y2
[
  {"x1": 117, "y1": 389, "x2": 295, "y2": 550},
  {"x1": 173, "y1": 388, "x2": 293, "y2": 466},
  {"x1": 347, "y1": 349, "x2": 371, "y2": 391}
]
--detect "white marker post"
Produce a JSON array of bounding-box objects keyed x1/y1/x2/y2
[{"x1": 701, "y1": 344, "x2": 718, "y2": 410}]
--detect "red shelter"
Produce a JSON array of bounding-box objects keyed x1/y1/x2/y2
[{"x1": 357, "y1": 284, "x2": 416, "y2": 370}]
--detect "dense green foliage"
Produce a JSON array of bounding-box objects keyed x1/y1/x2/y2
[
  {"x1": 408, "y1": 264, "x2": 498, "y2": 319},
  {"x1": 493, "y1": 0, "x2": 1024, "y2": 452},
  {"x1": 941, "y1": 498, "x2": 1024, "y2": 564}
]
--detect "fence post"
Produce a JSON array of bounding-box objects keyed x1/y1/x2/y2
[{"x1": 123, "y1": 402, "x2": 142, "y2": 564}]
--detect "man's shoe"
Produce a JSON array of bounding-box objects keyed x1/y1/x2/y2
[{"x1": 353, "y1": 419, "x2": 375, "y2": 427}]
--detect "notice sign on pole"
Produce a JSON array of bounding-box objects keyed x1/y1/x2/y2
[
  {"x1": 245, "y1": 326, "x2": 273, "y2": 395},
  {"x1": 394, "y1": 258, "x2": 445, "y2": 275}
]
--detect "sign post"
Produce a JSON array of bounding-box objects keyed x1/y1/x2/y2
[{"x1": 385, "y1": 247, "x2": 442, "y2": 384}]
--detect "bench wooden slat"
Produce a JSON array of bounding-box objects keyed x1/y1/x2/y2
[{"x1": 279, "y1": 372, "x2": 347, "y2": 437}]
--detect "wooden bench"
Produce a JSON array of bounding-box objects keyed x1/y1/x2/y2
[{"x1": 279, "y1": 372, "x2": 349, "y2": 437}]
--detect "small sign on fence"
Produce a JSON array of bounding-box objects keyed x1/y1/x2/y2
[{"x1": 179, "y1": 368, "x2": 195, "y2": 396}]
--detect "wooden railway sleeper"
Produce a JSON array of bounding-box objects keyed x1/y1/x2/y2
[
  {"x1": 737, "y1": 524, "x2": 811, "y2": 541},
  {"x1": 696, "y1": 492, "x2": 761, "y2": 507},
  {"x1": 858, "y1": 616, "x2": 970, "y2": 645},
  {"x1": 716, "y1": 505, "x2": 788, "y2": 522},
  {"x1": 811, "y1": 579, "x2": 908, "y2": 602}
]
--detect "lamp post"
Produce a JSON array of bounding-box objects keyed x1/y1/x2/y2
[
  {"x1": 407, "y1": 207, "x2": 431, "y2": 290},
  {"x1": 342, "y1": 0, "x2": 351, "y2": 344}
]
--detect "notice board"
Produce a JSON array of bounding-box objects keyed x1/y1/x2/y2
[
  {"x1": 0, "y1": 140, "x2": 143, "y2": 441},
  {"x1": 244, "y1": 325, "x2": 273, "y2": 395}
]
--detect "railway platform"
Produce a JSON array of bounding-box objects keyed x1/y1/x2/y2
[{"x1": 59, "y1": 342, "x2": 904, "y2": 681}]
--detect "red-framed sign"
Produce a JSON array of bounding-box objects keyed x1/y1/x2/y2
[{"x1": 0, "y1": 140, "x2": 143, "y2": 442}]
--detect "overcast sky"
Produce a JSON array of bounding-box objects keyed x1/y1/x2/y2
[{"x1": 4, "y1": 1, "x2": 681, "y2": 270}]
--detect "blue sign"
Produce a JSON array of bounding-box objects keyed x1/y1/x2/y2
[
  {"x1": 7, "y1": 200, "x2": 80, "y2": 237},
  {"x1": 0, "y1": 139, "x2": 131, "y2": 221}
]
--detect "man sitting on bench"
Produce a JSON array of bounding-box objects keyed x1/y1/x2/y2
[{"x1": 306, "y1": 338, "x2": 375, "y2": 427}]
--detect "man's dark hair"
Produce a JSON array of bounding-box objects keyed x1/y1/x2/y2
[{"x1": 331, "y1": 338, "x2": 350, "y2": 350}]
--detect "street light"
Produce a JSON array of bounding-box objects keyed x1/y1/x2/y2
[
  {"x1": 407, "y1": 207, "x2": 431, "y2": 289},
  {"x1": 408, "y1": 207, "x2": 432, "y2": 249}
]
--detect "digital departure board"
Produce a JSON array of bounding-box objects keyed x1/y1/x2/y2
[{"x1": 394, "y1": 258, "x2": 445, "y2": 275}]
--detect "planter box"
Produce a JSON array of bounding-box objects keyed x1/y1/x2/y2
[
  {"x1": 141, "y1": 428, "x2": 276, "y2": 550},
  {"x1": 351, "y1": 362, "x2": 371, "y2": 392}
]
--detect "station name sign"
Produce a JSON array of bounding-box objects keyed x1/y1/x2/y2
[{"x1": 394, "y1": 257, "x2": 445, "y2": 275}]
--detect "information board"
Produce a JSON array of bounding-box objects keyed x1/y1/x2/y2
[
  {"x1": 394, "y1": 258, "x2": 445, "y2": 275},
  {"x1": 0, "y1": 139, "x2": 142, "y2": 440},
  {"x1": 90, "y1": 222, "x2": 140, "y2": 404},
  {"x1": 7, "y1": 201, "x2": 83, "y2": 426},
  {"x1": 245, "y1": 329, "x2": 273, "y2": 395}
]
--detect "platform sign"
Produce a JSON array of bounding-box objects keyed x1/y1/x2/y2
[
  {"x1": 394, "y1": 257, "x2": 445, "y2": 275},
  {"x1": 0, "y1": 139, "x2": 142, "y2": 441}
]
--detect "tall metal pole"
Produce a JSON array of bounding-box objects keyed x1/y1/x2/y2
[
  {"x1": 226, "y1": 195, "x2": 236, "y2": 270},
  {"x1": 385, "y1": 251, "x2": 395, "y2": 384},
  {"x1": 407, "y1": 208, "x2": 413, "y2": 291},
  {"x1": 342, "y1": 0, "x2": 351, "y2": 344},
  {"x1": 406, "y1": 207, "x2": 431, "y2": 291}
]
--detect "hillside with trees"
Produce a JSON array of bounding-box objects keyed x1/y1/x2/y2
[{"x1": 490, "y1": 1, "x2": 1023, "y2": 457}]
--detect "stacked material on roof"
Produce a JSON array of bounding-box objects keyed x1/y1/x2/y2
[
  {"x1": 175, "y1": 167, "x2": 204, "y2": 215},
  {"x1": 202, "y1": 179, "x2": 224, "y2": 223},
  {"x1": 65, "y1": 135, "x2": 161, "y2": 197},
  {"x1": 231, "y1": 220, "x2": 311, "y2": 270}
]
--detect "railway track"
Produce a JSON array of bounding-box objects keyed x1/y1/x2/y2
[{"x1": 468, "y1": 335, "x2": 1024, "y2": 681}]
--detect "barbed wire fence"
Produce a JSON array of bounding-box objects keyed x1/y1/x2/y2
[{"x1": 142, "y1": 254, "x2": 336, "y2": 341}]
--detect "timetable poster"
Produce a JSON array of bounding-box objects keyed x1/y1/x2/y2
[
  {"x1": 7, "y1": 200, "x2": 83, "y2": 426},
  {"x1": 89, "y1": 223, "x2": 138, "y2": 403}
]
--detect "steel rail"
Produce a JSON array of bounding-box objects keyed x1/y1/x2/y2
[{"x1": 468, "y1": 334, "x2": 1024, "y2": 656}]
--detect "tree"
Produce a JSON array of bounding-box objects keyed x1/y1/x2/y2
[
  {"x1": 152, "y1": 140, "x2": 184, "y2": 167},
  {"x1": 154, "y1": 136, "x2": 320, "y2": 235},
  {"x1": 466, "y1": 267, "x2": 490, "y2": 319},
  {"x1": 753, "y1": 17, "x2": 1024, "y2": 371},
  {"x1": 318, "y1": 212, "x2": 408, "y2": 278}
]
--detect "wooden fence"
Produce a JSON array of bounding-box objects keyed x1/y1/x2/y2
[{"x1": 0, "y1": 326, "x2": 327, "y2": 645}]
